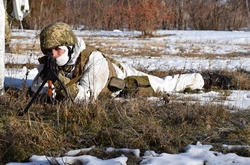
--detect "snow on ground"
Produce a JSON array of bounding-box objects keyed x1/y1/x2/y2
[
  {"x1": 6, "y1": 143, "x2": 250, "y2": 165},
  {"x1": 4, "y1": 29, "x2": 250, "y2": 164}
]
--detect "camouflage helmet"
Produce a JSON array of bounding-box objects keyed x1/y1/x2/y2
[{"x1": 40, "y1": 22, "x2": 77, "y2": 54}]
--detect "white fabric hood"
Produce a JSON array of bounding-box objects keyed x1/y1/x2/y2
[{"x1": 67, "y1": 37, "x2": 86, "y2": 65}]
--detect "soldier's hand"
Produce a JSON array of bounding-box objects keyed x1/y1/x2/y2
[{"x1": 49, "y1": 68, "x2": 59, "y2": 83}]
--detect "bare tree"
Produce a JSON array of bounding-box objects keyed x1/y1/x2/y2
[
  {"x1": 0, "y1": 0, "x2": 5, "y2": 94},
  {"x1": 245, "y1": 0, "x2": 250, "y2": 30},
  {"x1": 18, "y1": 0, "x2": 250, "y2": 31}
]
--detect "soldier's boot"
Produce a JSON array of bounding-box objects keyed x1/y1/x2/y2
[{"x1": 202, "y1": 72, "x2": 234, "y2": 90}]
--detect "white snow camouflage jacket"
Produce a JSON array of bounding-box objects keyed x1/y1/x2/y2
[{"x1": 31, "y1": 37, "x2": 204, "y2": 103}]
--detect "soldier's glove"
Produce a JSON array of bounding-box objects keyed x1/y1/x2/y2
[
  {"x1": 39, "y1": 57, "x2": 60, "y2": 83},
  {"x1": 39, "y1": 61, "x2": 50, "y2": 80},
  {"x1": 49, "y1": 67, "x2": 59, "y2": 83}
]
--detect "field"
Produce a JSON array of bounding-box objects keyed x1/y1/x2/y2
[{"x1": 2, "y1": 29, "x2": 250, "y2": 164}]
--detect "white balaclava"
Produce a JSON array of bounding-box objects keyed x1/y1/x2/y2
[
  {"x1": 55, "y1": 37, "x2": 86, "y2": 66},
  {"x1": 55, "y1": 46, "x2": 73, "y2": 66}
]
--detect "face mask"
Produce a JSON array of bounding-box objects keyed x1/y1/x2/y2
[{"x1": 55, "y1": 46, "x2": 69, "y2": 66}]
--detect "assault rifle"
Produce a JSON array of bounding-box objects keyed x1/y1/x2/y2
[{"x1": 19, "y1": 53, "x2": 74, "y2": 116}]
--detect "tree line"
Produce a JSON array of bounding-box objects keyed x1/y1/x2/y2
[{"x1": 8, "y1": 0, "x2": 250, "y2": 35}]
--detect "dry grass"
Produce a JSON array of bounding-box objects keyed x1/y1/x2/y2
[{"x1": 0, "y1": 86, "x2": 249, "y2": 164}]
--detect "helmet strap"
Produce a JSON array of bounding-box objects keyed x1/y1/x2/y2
[{"x1": 66, "y1": 46, "x2": 74, "y2": 64}]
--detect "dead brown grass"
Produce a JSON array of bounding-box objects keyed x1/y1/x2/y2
[{"x1": 0, "y1": 86, "x2": 249, "y2": 164}]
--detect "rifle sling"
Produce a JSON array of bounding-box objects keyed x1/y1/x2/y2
[{"x1": 66, "y1": 74, "x2": 82, "y2": 87}]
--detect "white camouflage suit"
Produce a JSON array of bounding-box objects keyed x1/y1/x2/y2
[{"x1": 31, "y1": 37, "x2": 204, "y2": 103}]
